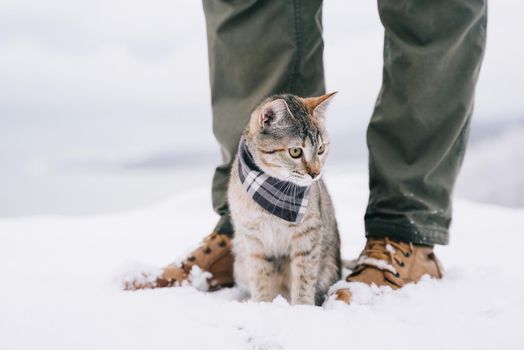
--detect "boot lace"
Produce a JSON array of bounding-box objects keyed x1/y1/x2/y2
[{"x1": 356, "y1": 237, "x2": 414, "y2": 275}]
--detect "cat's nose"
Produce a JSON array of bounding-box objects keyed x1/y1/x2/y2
[{"x1": 308, "y1": 170, "x2": 320, "y2": 179}]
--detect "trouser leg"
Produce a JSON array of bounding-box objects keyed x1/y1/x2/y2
[
  {"x1": 203, "y1": 0, "x2": 326, "y2": 235},
  {"x1": 365, "y1": 0, "x2": 487, "y2": 245}
]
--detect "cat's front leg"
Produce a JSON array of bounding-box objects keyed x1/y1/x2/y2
[
  {"x1": 290, "y1": 234, "x2": 321, "y2": 305},
  {"x1": 243, "y1": 234, "x2": 279, "y2": 302},
  {"x1": 249, "y1": 256, "x2": 279, "y2": 302}
]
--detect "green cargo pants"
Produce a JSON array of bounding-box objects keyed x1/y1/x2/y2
[{"x1": 202, "y1": 0, "x2": 487, "y2": 245}]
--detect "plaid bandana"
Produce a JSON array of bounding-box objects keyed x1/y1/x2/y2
[{"x1": 237, "y1": 138, "x2": 310, "y2": 224}]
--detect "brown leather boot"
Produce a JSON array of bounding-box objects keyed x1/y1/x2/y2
[
  {"x1": 334, "y1": 237, "x2": 444, "y2": 303},
  {"x1": 124, "y1": 232, "x2": 235, "y2": 291}
]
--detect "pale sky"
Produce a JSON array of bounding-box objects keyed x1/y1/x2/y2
[{"x1": 0, "y1": 0, "x2": 522, "y2": 216}]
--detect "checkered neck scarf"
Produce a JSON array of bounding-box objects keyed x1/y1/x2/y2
[{"x1": 237, "y1": 138, "x2": 310, "y2": 224}]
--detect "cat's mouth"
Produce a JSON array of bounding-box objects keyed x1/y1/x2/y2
[{"x1": 289, "y1": 171, "x2": 319, "y2": 187}]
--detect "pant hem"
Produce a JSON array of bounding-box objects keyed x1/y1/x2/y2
[
  {"x1": 365, "y1": 220, "x2": 449, "y2": 246},
  {"x1": 214, "y1": 214, "x2": 234, "y2": 237}
]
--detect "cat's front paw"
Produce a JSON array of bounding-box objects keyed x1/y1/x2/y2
[
  {"x1": 290, "y1": 294, "x2": 315, "y2": 305},
  {"x1": 251, "y1": 292, "x2": 278, "y2": 303}
]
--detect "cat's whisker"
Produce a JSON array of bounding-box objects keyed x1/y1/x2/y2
[
  {"x1": 281, "y1": 181, "x2": 293, "y2": 213},
  {"x1": 277, "y1": 182, "x2": 290, "y2": 213},
  {"x1": 292, "y1": 183, "x2": 298, "y2": 211},
  {"x1": 271, "y1": 181, "x2": 291, "y2": 216},
  {"x1": 270, "y1": 183, "x2": 286, "y2": 215},
  {"x1": 287, "y1": 181, "x2": 297, "y2": 214}
]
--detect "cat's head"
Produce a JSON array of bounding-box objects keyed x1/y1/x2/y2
[{"x1": 244, "y1": 92, "x2": 336, "y2": 187}]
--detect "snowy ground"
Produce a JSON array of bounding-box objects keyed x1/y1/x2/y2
[{"x1": 1, "y1": 173, "x2": 523, "y2": 350}]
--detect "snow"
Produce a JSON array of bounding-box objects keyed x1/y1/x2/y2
[
  {"x1": 1, "y1": 173, "x2": 523, "y2": 350},
  {"x1": 117, "y1": 261, "x2": 163, "y2": 290},
  {"x1": 188, "y1": 266, "x2": 213, "y2": 292},
  {"x1": 385, "y1": 243, "x2": 395, "y2": 254},
  {"x1": 355, "y1": 256, "x2": 397, "y2": 275},
  {"x1": 324, "y1": 280, "x2": 394, "y2": 309}
]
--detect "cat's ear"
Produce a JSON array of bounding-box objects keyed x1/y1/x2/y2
[
  {"x1": 303, "y1": 92, "x2": 337, "y2": 117},
  {"x1": 259, "y1": 98, "x2": 289, "y2": 129}
]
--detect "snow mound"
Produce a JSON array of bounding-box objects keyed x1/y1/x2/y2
[
  {"x1": 188, "y1": 265, "x2": 213, "y2": 292},
  {"x1": 116, "y1": 261, "x2": 163, "y2": 289}
]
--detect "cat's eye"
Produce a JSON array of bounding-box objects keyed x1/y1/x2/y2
[
  {"x1": 318, "y1": 144, "x2": 326, "y2": 155},
  {"x1": 288, "y1": 147, "x2": 302, "y2": 158}
]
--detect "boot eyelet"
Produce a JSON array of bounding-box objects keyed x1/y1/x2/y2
[
  {"x1": 203, "y1": 247, "x2": 212, "y2": 254},
  {"x1": 395, "y1": 272, "x2": 400, "y2": 278},
  {"x1": 399, "y1": 261, "x2": 405, "y2": 267},
  {"x1": 404, "y1": 252, "x2": 411, "y2": 258},
  {"x1": 218, "y1": 240, "x2": 227, "y2": 247},
  {"x1": 187, "y1": 256, "x2": 196, "y2": 262}
]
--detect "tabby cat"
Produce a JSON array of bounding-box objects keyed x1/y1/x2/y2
[{"x1": 228, "y1": 93, "x2": 341, "y2": 306}]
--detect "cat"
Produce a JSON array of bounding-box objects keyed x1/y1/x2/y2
[{"x1": 228, "y1": 93, "x2": 341, "y2": 306}]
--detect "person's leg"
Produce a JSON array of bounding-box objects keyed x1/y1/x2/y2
[
  {"x1": 332, "y1": 0, "x2": 486, "y2": 303},
  {"x1": 365, "y1": 0, "x2": 487, "y2": 245},
  {"x1": 124, "y1": 0, "x2": 326, "y2": 290},
  {"x1": 204, "y1": 0, "x2": 326, "y2": 236}
]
